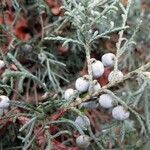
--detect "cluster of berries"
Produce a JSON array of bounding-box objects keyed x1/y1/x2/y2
[
  {"x1": 64, "y1": 53, "x2": 124, "y2": 98},
  {"x1": 64, "y1": 53, "x2": 114, "y2": 99},
  {"x1": 64, "y1": 53, "x2": 128, "y2": 119},
  {"x1": 63, "y1": 53, "x2": 129, "y2": 148}
]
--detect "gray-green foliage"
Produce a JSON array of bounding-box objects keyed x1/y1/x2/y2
[{"x1": 0, "y1": 0, "x2": 150, "y2": 149}]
